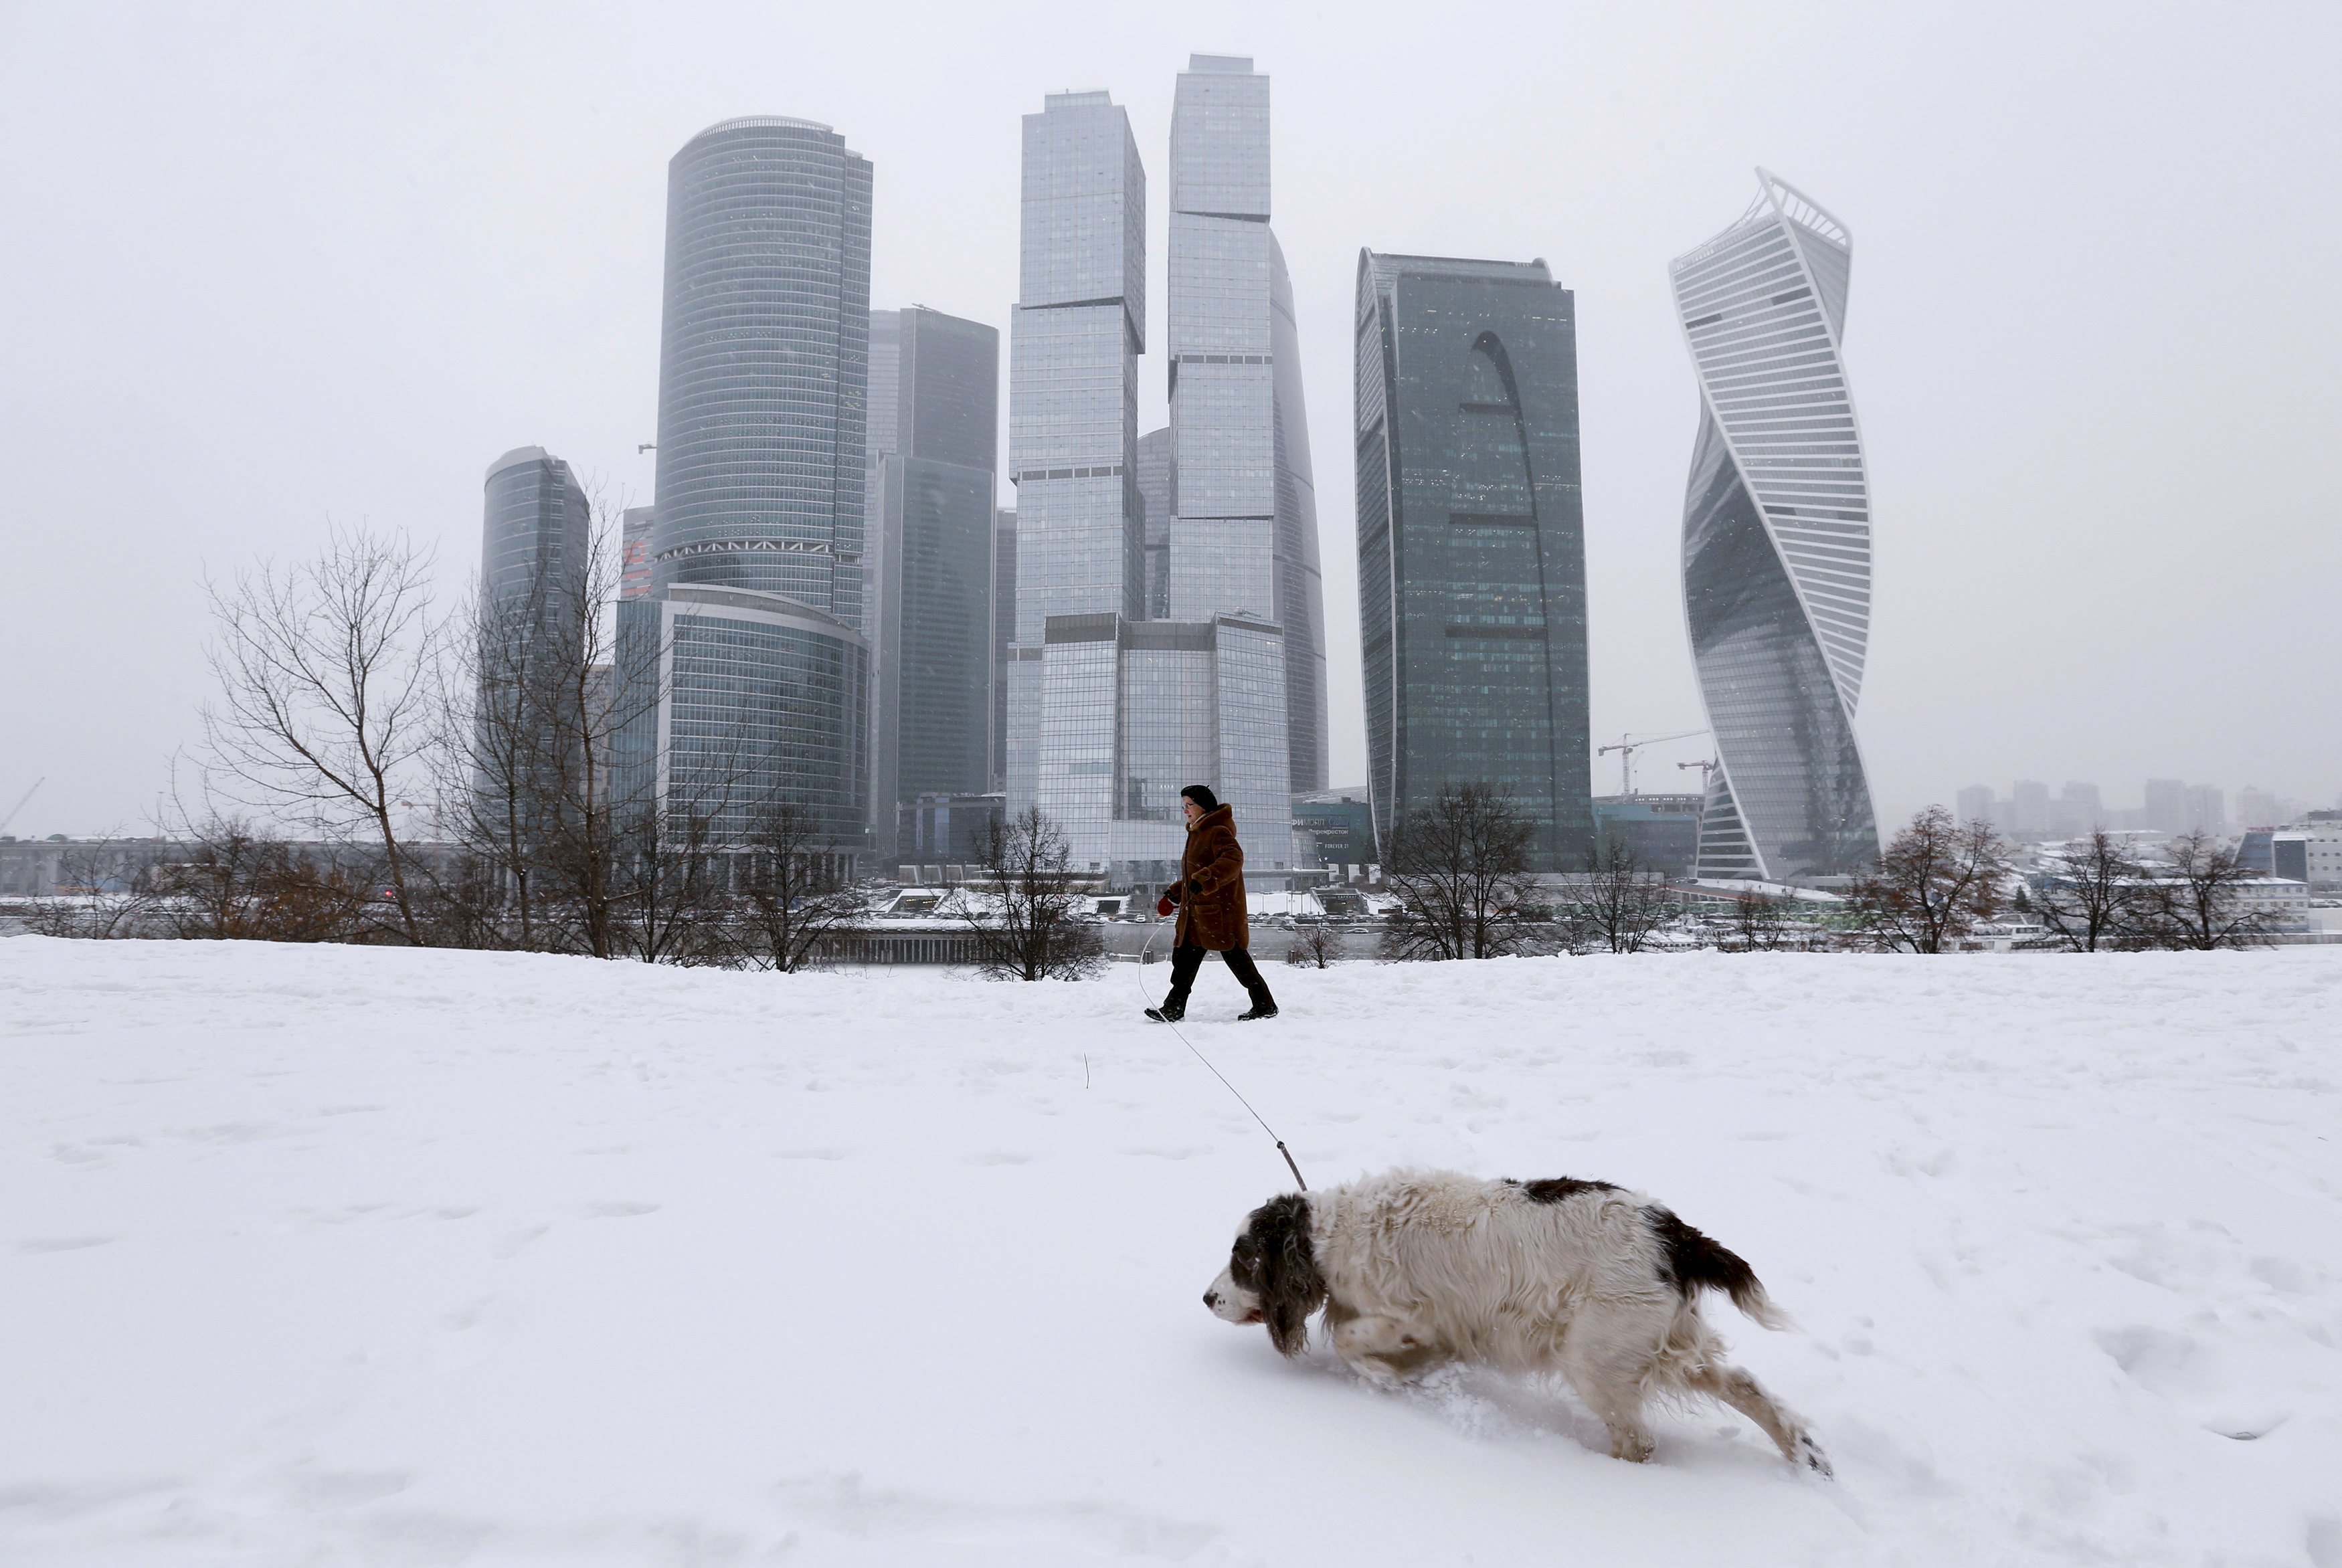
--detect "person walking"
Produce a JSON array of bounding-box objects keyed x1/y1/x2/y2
[{"x1": 1146, "y1": 785, "x2": 1279, "y2": 1023}]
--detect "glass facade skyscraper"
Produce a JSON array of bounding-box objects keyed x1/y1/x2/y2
[
  {"x1": 865, "y1": 306, "x2": 999, "y2": 853},
  {"x1": 478, "y1": 446, "x2": 592, "y2": 823},
  {"x1": 1005, "y1": 90, "x2": 1146, "y2": 818},
  {"x1": 1004, "y1": 82, "x2": 1295, "y2": 882},
  {"x1": 1166, "y1": 55, "x2": 1328, "y2": 795},
  {"x1": 620, "y1": 115, "x2": 875, "y2": 849},
  {"x1": 1354, "y1": 252, "x2": 1595, "y2": 872},
  {"x1": 1671, "y1": 170, "x2": 1878, "y2": 882},
  {"x1": 482, "y1": 446, "x2": 590, "y2": 619}
]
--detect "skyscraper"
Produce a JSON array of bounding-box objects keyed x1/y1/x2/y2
[
  {"x1": 1004, "y1": 84, "x2": 1294, "y2": 882},
  {"x1": 478, "y1": 447, "x2": 592, "y2": 823},
  {"x1": 1004, "y1": 90, "x2": 1146, "y2": 814},
  {"x1": 482, "y1": 446, "x2": 590, "y2": 619},
  {"x1": 1672, "y1": 170, "x2": 1878, "y2": 882},
  {"x1": 1354, "y1": 251, "x2": 1595, "y2": 871},
  {"x1": 865, "y1": 306, "x2": 999, "y2": 853},
  {"x1": 628, "y1": 115, "x2": 874, "y2": 846},
  {"x1": 1166, "y1": 55, "x2": 1328, "y2": 795}
]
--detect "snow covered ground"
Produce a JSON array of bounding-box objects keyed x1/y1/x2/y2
[{"x1": 3, "y1": 937, "x2": 2339, "y2": 1566}]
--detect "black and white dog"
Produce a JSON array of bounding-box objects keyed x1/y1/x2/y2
[{"x1": 1203, "y1": 1168, "x2": 1830, "y2": 1473}]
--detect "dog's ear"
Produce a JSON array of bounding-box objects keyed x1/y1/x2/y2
[{"x1": 1248, "y1": 1194, "x2": 1324, "y2": 1357}]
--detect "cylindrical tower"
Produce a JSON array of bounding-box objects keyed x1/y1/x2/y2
[
  {"x1": 654, "y1": 116, "x2": 873, "y2": 622},
  {"x1": 637, "y1": 116, "x2": 875, "y2": 852}
]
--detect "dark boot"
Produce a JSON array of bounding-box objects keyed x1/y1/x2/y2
[
  {"x1": 1149, "y1": 945, "x2": 1204, "y2": 1023},
  {"x1": 1222, "y1": 947, "x2": 1279, "y2": 1021}
]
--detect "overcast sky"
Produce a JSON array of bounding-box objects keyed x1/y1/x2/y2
[{"x1": 3, "y1": 0, "x2": 2336, "y2": 838}]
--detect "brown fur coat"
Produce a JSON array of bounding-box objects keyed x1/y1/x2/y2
[{"x1": 1174, "y1": 804, "x2": 1249, "y2": 951}]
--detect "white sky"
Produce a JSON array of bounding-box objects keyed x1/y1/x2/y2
[{"x1": 3, "y1": 0, "x2": 2336, "y2": 838}]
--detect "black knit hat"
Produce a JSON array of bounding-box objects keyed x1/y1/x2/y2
[{"x1": 1180, "y1": 784, "x2": 1220, "y2": 812}]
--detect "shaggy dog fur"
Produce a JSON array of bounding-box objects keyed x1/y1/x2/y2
[{"x1": 1202, "y1": 1169, "x2": 1831, "y2": 1473}]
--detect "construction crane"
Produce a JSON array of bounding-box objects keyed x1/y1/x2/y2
[
  {"x1": 1678, "y1": 759, "x2": 1720, "y2": 793},
  {"x1": 1595, "y1": 732, "x2": 1706, "y2": 796},
  {"x1": 1, "y1": 777, "x2": 43, "y2": 837}
]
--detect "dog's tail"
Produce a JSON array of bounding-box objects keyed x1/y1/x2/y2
[{"x1": 1647, "y1": 1206, "x2": 1793, "y2": 1330}]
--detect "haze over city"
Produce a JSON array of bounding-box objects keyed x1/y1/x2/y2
[{"x1": 2, "y1": 0, "x2": 2335, "y2": 835}]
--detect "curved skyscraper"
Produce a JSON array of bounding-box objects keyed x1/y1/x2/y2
[{"x1": 1671, "y1": 170, "x2": 1878, "y2": 882}]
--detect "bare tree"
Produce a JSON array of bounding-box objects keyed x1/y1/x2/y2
[
  {"x1": 2033, "y1": 832, "x2": 2145, "y2": 952},
  {"x1": 1566, "y1": 838, "x2": 1676, "y2": 954},
  {"x1": 21, "y1": 833, "x2": 159, "y2": 939},
  {"x1": 958, "y1": 806, "x2": 1103, "y2": 981},
  {"x1": 1380, "y1": 782, "x2": 1543, "y2": 961},
  {"x1": 610, "y1": 801, "x2": 728, "y2": 965},
  {"x1": 1283, "y1": 921, "x2": 1339, "y2": 968},
  {"x1": 148, "y1": 815, "x2": 373, "y2": 943},
  {"x1": 729, "y1": 797, "x2": 873, "y2": 972},
  {"x1": 1847, "y1": 806, "x2": 2008, "y2": 953},
  {"x1": 2132, "y1": 830, "x2": 2277, "y2": 950},
  {"x1": 430, "y1": 489, "x2": 663, "y2": 957},
  {"x1": 1728, "y1": 890, "x2": 1807, "y2": 952},
  {"x1": 199, "y1": 522, "x2": 440, "y2": 944}
]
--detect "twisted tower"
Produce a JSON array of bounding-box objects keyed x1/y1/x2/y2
[{"x1": 1671, "y1": 170, "x2": 1878, "y2": 882}]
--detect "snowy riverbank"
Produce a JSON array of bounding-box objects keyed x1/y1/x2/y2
[{"x1": 5, "y1": 938, "x2": 2338, "y2": 1565}]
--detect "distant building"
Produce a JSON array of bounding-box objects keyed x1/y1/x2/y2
[
  {"x1": 1672, "y1": 171, "x2": 1878, "y2": 882},
  {"x1": 2246, "y1": 821, "x2": 2342, "y2": 892},
  {"x1": 1355, "y1": 250, "x2": 1594, "y2": 871},
  {"x1": 1956, "y1": 785, "x2": 1994, "y2": 827},
  {"x1": 1004, "y1": 89, "x2": 1148, "y2": 816},
  {"x1": 2185, "y1": 783, "x2": 2227, "y2": 836},
  {"x1": 618, "y1": 114, "x2": 875, "y2": 850},
  {"x1": 898, "y1": 791, "x2": 1006, "y2": 867},
  {"x1": 2052, "y1": 782, "x2": 2103, "y2": 839},
  {"x1": 1032, "y1": 611, "x2": 1291, "y2": 882},
  {"x1": 2010, "y1": 780, "x2": 2050, "y2": 838},
  {"x1": 2144, "y1": 778, "x2": 2187, "y2": 834},
  {"x1": 1293, "y1": 788, "x2": 1375, "y2": 871},
  {"x1": 865, "y1": 306, "x2": 1000, "y2": 854},
  {"x1": 2236, "y1": 785, "x2": 2282, "y2": 829},
  {"x1": 478, "y1": 446, "x2": 591, "y2": 824},
  {"x1": 1593, "y1": 793, "x2": 1703, "y2": 878},
  {"x1": 1166, "y1": 54, "x2": 1328, "y2": 796}
]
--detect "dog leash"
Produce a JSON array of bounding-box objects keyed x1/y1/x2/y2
[{"x1": 1136, "y1": 904, "x2": 1308, "y2": 1191}]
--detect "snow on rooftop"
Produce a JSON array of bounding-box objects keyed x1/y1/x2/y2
[{"x1": 3, "y1": 938, "x2": 2338, "y2": 1562}]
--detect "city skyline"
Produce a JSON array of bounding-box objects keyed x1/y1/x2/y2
[{"x1": 6, "y1": 7, "x2": 2338, "y2": 838}]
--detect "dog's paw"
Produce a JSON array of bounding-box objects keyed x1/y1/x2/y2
[
  {"x1": 1608, "y1": 1430, "x2": 1656, "y2": 1464},
  {"x1": 1793, "y1": 1431, "x2": 1833, "y2": 1478}
]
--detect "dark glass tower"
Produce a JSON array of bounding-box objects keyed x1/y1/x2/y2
[
  {"x1": 633, "y1": 116, "x2": 875, "y2": 847},
  {"x1": 1354, "y1": 252, "x2": 1595, "y2": 871},
  {"x1": 1671, "y1": 171, "x2": 1877, "y2": 881},
  {"x1": 478, "y1": 446, "x2": 592, "y2": 823},
  {"x1": 865, "y1": 306, "x2": 1000, "y2": 850}
]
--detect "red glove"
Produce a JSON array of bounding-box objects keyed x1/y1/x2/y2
[{"x1": 1155, "y1": 894, "x2": 1176, "y2": 918}]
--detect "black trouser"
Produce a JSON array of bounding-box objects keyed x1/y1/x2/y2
[{"x1": 1164, "y1": 943, "x2": 1275, "y2": 1010}]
